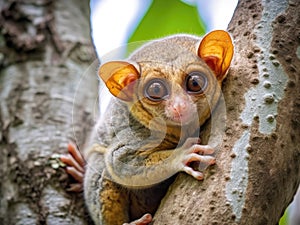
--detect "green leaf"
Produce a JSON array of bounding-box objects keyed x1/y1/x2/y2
[
  {"x1": 279, "y1": 209, "x2": 288, "y2": 225},
  {"x1": 128, "y1": 0, "x2": 206, "y2": 43}
]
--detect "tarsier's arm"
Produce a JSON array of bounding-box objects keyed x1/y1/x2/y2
[
  {"x1": 61, "y1": 128, "x2": 215, "y2": 189},
  {"x1": 104, "y1": 135, "x2": 215, "y2": 188}
]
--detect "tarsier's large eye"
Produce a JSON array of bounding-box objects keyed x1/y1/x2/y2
[
  {"x1": 144, "y1": 79, "x2": 169, "y2": 101},
  {"x1": 185, "y1": 71, "x2": 208, "y2": 94}
]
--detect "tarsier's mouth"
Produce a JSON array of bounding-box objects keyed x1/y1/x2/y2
[
  {"x1": 170, "y1": 113, "x2": 187, "y2": 123},
  {"x1": 167, "y1": 113, "x2": 197, "y2": 126}
]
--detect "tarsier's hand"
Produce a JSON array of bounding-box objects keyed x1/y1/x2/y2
[
  {"x1": 176, "y1": 138, "x2": 215, "y2": 180},
  {"x1": 60, "y1": 143, "x2": 85, "y2": 192}
]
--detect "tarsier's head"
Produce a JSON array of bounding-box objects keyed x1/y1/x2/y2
[{"x1": 99, "y1": 30, "x2": 233, "y2": 130}]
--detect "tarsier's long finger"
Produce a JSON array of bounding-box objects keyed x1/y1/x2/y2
[
  {"x1": 123, "y1": 213, "x2": 152, "y2": 225},
  {"x1": 60, "y1": 154, "x2": 84, "y2": 173},
  {"x1": 67, "y1": 143, "x2": 85, "y2": 168},
  {"x1": 67, "y1": 183, "x2": 83, "y2": 192},
  {"x1": 191, "y1": 144, "x2": 214, "y2": 155},
  {"x1": 194, "y1": 155, "x2": 216, "y2": 165},
  {"x1": 183, "y1": 153, "x2": 215, "y2": 165},
  {"x1": 65, "y1": 166, "x2": 84, "y2": 183},
  {"x1": 182, "y1": 166, "x2": 204, "y2": 180}
]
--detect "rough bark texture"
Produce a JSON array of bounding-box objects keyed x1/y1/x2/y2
[
  {"x1": 153, "y1": 0, "x2": 300, "y2": 224},
  {"x1": 0, "y1": 1, "x2": 97, "y2": 224}
]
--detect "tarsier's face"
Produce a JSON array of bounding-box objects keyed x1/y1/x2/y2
[
  {"x1": 99, "y1": 30, "x2": 233, "y2": 129},
  {"x1": 135, "y1": 58, "x2": 219, "y2": 127}
]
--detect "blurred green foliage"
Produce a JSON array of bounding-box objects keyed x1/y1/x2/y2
[
  {"x1": 279, "y1": 209, "x2": 288, "y2": 225},
  {"x1": 128, "y1": 0, "x2": 206, "y2": 43}
]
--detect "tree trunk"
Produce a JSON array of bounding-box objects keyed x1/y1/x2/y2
[
  {"x1": 0, "y1": 1, "x2": 97, "y2": 224},
  {"x1": 153, "y1": 0, "x2": 300, "y2": 224}
]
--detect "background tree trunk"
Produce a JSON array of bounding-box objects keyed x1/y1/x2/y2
[
  {"x1": 153, "y1": 0, "x2": 300, "y2": 224},
  {"x1": 0, "y1": 0, "x2": 97, "y2": 224}
]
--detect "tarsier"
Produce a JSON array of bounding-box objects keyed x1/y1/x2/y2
[{"x1": 61, "y1": 30, "x2": 233, "y2": 225}]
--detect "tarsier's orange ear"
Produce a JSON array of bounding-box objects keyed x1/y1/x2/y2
[
  {"x1": 198, "y1": 30, "x2": 234, "y2": 81},
  {"x1": 99, "y1": 61, "x2": 140, "y2": 101}
]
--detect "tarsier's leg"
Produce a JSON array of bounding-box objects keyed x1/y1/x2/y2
[
  {"x1": 97, "y1": 178, "x2": 130, "y2": 224},
  {"x1": 61, "y1": 143, "x2": 153, "y2": 225},
  {"x1": 85, "y1": 153, "x2": 153, "y2": 225}
]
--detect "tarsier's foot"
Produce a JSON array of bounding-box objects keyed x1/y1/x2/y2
[
  {"x1": 123, "y1": 214, "x2": 152, "y2": 225},
  {"x1": 179, "y1": 137, "x2": 215, "y2": 180},
  {"x1": 60, "y1": 143, "x2": 86, "y2": 192}
]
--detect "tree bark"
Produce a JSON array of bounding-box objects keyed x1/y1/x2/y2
[
  {"x1": 153, "y1": 0, "x2": 300, "y2": 224},
  {"x1": 0, "y1": 1, "x2": 97, "y2": 224}
]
